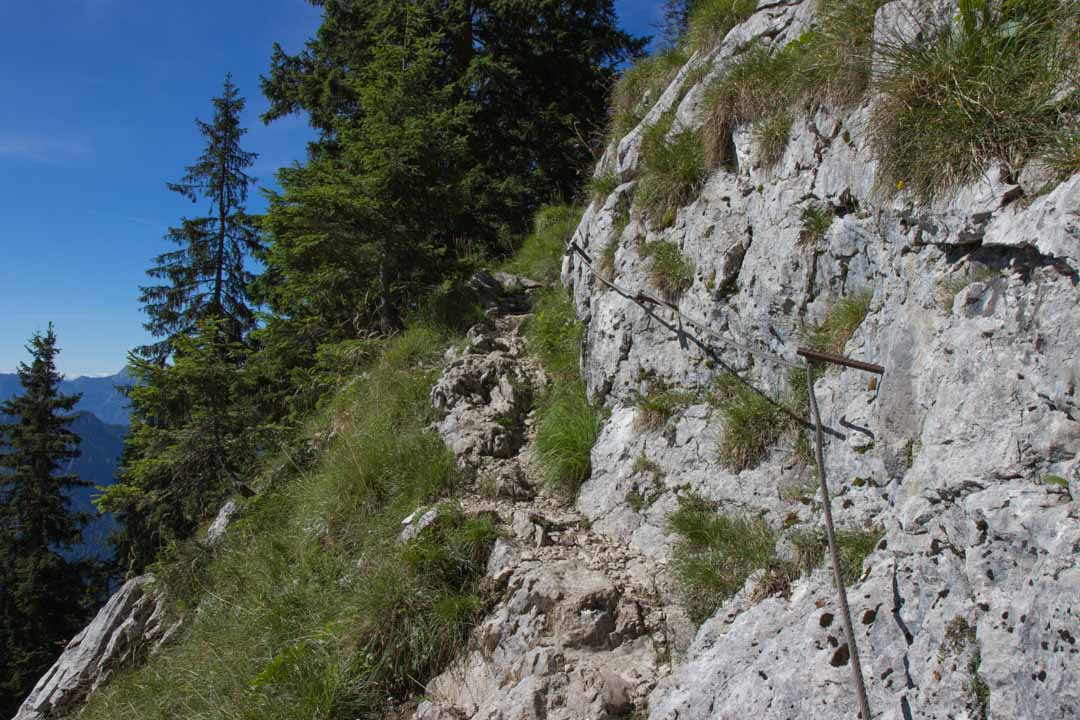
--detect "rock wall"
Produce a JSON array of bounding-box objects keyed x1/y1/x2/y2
[{"x1": 560, "y1": 1, "x2": 1080, "y2": 719}]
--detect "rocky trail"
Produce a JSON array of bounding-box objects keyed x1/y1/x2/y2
[{"x1": 410, "y1": 272, "x2": 682, "y2": 720}]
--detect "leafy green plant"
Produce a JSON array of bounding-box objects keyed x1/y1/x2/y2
[
  {"x1": 799, "y1": 202, "x2": 834, "y2": 246},
  {"x1": 872, "y1": 0, "x2": 1080, "y2": 200},
  {"x1": 527, "y1": 289, "x2": 586, "y2": 384},
  {"x1": 686, "y1": 0, "x2": 759, "y2": 53},
  {"x1": 804, "y1": 292, "x2": 873, "y2": 355},
  {"x1": 1045, "y1": 474, "x2": 1073, "y2": 499},
  {"x1": 640, "y1": 241, "x2": 696, "y2": 299},
  {"x1": 637, "y1": 113, "x2": 708, "y2": 227},
  {"x1": 753, "y1": 113, "x2": 793, "y2": 167},
  {"x1": 668, "y1": 495, "x2": 791, "y2": 624}
]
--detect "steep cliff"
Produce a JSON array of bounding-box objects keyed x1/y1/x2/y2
[{"x1": 559, "y1": 1, "x2": 1080, "y2": 718}]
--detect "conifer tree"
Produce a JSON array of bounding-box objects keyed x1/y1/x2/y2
[
  {"x1": 0, "y1": 325, "x2": 92, "y2": 716},
  {"x1": 101, "y1": 78, "x2": 263, "y2": 572},
  {"x1": 137, "y1": 73, "x2": 261, "y2": 362}
]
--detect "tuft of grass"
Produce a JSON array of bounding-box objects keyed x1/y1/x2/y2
[
  {"x1": 753, "y1": 113, "x2": 793, "y2": 168},
  {"x1": 634, "y1": 387, "x2": 695, "y2": 432},
  {"x1": 1043, "y1": 128, "x2": 1080, "y2": 179},
  {"x1": 527, "y1": 289, "x2": 586, "y2": 384},
  {"x1": 835, "y1": 527, "x2": 883, "y2": 585},
  {"x1": 799, "y1": 202, "x2": 834, "y2": 246},
  {"x1": 610, "y1": 49, "x2": 689, "y2": 140},
  {"x1": 535, "y1": 382, "x2": 603, "y2": 497},
  {"x1": 938, "y1": 266, "x2": 999, "y2": 313},
  {"x1": 587, "y1": 172, "x2": 622, "y2": 203},
  {"x1": 504, "y1": 204, "x2": 582, "y2": 285},
  {"x1": 804, "y1": 291, "x2": 873, "y2": 355},
  {"x1": 871, "y1": 0, "x2": 1080, "y2": 200},
  {"x1": 632, "y1": 453, "x2": 664, "y2": 478},
  {"x1": 640, "y1": 240, "x2": 696, "y2": 299},
  {"x1": 637, "y1": 113, "x2": 708, "y2": 227},
  {"x1": 528, "y1": 288, "x2": 602, "y2": 497},
  {"x1": 686, "y1": 0, "x2": 759, "y2": 53},
  {"x1": 709, "y1": 373, "x2": 787, "y2": 471},
  {"x1": 668, "y1": 495, "x2": 781, "y2": 624},
  {"x1": 701, "y1": 0, "x2": 887, "y2": 169}
]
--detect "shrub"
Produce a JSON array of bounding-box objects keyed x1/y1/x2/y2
[
  {"x1": 505, "y1": 204, "x2": 582, "y2": 285},
  {"x1": 637, "y1": 113, "x2": 708, "y2": 227},
  {"x1": 804, "y1": 291, "x2": 873, "y2": 355},
  {"x1": 799, "y1": 202, "x2": 834, "y2": 245},
  {"x1": 610, "y1": 49, "x2": 689, "y2": 140},
  {"x1": 668, "y1": 495, "x2": 782, "y2": 624},
  {"x1": 640, "y1": 241, "x2": 696, "y2": 299},
  {"x1": 753, "y1": 113, "x2": 793, "y2": 167},
  {"x1": 535, "y1": 382, "x2": 603, "y2": 496},
  {"x1": 686, "y1": 0, "x2": 759, "y2": 53},
  {"x1": 872, "y1": 0, "x2": 1080, "y2": 200}
]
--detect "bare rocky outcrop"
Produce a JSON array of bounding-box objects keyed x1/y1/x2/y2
[
  {"x1": 12, "y1": 575, "x2": 175, "y2": 720},
  {"x1": 559, "y1": 1, "x2": 1080, "y2": 718}
]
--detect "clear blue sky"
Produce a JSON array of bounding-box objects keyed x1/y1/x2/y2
[{"x1": 0, "y1": 0, "x2": 664, "y2": 377}]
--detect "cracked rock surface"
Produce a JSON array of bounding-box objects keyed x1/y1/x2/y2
[{"x1": 562, "y1": 1, "x2": 1080, "y2": 718}]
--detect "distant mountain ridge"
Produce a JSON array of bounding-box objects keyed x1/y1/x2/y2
[{"x1": 0, "y1": 368, "x2": 131, "y2": 426}]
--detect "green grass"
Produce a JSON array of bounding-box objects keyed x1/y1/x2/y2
[
  {"x1": 835, "y1": 527, "x2": 883, "y2": 585},
  {"x1": 686, "y1": 0, "x2": 759, "y2": 53},
  {"x1": 535, "y1": 382, "x2": 603, "y2": 496},
  {"x1": 937, "y1": 266, "x2": 998, "y2": 312},
  {"x1": 799, "y1": 202, "x2": 834, "y2": 246},
  {"x1": 587, "y1": 172, "x2": 622, "y2": 203},
  {"x1": 637, "y1": 112, "x2": 708, "y2": 227},
  {"x1": 634, "y1": 387, "x2": 695, "y2": 431},
  {"x1": 871, "y1": 0, "x2": 1080, "y2": 200},
  {"x1": 753, "y1": 113, "x2": 793, "y2": 168},
  {"x1": 79, "y1": 322, "x2": 496, "y2": 720},
  {"x1": 504, "y1": 204, "x2": 582, "y2": 285},
  {"x1": 701, "y1": 0, "x2": 886, "y2": 169},
  {"x1": 668, "y1": 495, "x2": 810, "y2": 624},
  {"x1": 640, "y1": 240, "x2": 695, "y2": 299},
  {"x1": 527, "y1": 288, "x2": 602, "y2": 496},
  {"x1": 708, "y1": 373, "x2": 787, "y2": 471},
  {"x1": 804, "y1": 292, "x2": 873, "y2": 355},
  {"x1": 609, "y1": 48, "x2": 689, "y2": 140}
]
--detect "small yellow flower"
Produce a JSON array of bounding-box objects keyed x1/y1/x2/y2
[{"x1": 897, "y1": 180, "x2": 906, "y2": 191}]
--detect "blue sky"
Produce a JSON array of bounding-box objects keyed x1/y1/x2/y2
[{"x1": 0, "y1": 0, "x2": 664, "y2": 377}]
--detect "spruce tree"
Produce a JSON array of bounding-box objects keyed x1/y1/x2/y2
[
  {"x1": 0, "y1": 325, "x2": 91, "y2": 716},
  {"x1": 100, "y1": 78, "x2": 263, "y2": 572},
  {"x1": 137, "y1": 73, "x2": 261, "y2": 362}
]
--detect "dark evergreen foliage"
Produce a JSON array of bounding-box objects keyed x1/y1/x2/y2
[
  {"x1": 0, "y1": 326, "x2": 95, "y2": 716},
  {"x1": 137, "y1": 74, "x2": 262, "y2": 362}
]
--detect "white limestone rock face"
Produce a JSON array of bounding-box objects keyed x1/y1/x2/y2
[
  {"x1": 562, "y1": 1, "x2": 1080, "y2": 718},
  {"x1": 13, "y1": 575, "x2": 168, "y2": 720}
]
